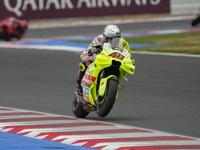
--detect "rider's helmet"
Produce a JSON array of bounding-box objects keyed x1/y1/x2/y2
[
  {"x1": 103, "y1": 25, "x2": 122, "y2": 50},
  {"x1": 103, "y1": 25, "x2": 121, "y2": 42}
]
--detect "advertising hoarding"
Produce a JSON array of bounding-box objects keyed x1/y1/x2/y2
[{"x1": 1, "y1": 0, "x2": 170, "y2": 20}]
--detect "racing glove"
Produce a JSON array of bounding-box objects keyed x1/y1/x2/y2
[{"x1": 88, "y1": 47, "x2": 98, "y2": 56}]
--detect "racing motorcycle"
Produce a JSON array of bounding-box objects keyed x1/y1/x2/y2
[
  {"x1": 191, "y1": 8, "x2": 200, "y2": 26},
  {"x1": 0, "y1": 17, "x2": 28, "y2": 41},
  {"x1": 72, "y1": 38, "x2": 135, "y2": 118}
]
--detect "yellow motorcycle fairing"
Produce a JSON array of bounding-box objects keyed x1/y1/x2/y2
[{"x1": 83, "y1": 47, "x2": 135, "y2": 106}]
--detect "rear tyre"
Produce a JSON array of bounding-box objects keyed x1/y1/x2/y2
[
  {"x1": 72, "y1": 97, "x2": 89, "y2": 118},
  {"x1": 97, "y1": 79, "x2": 118, "y2": 117}
]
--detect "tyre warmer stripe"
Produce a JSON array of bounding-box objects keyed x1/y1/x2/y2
[{"x1": 0, "y1": 106, "x2": 200, "y2": 150}]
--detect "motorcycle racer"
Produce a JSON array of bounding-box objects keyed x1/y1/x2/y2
[
  {"x1": 76, "y1": 24, "x2": 134, "y2": 94},
  {"x1": 0, "y1": 17, "x2": 28, "y2": 41}
]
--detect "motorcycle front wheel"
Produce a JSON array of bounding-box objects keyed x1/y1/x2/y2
[
  {"x1": 96, "y1": 79, "x2": 118, "y2": 117},
  {"x1": 72, "y1": 97, "x2": 89, "y2": 118}
]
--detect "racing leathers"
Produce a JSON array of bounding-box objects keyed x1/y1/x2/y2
[{"x1": 76, "y1": 34, "x2": 134, "y2": 93}]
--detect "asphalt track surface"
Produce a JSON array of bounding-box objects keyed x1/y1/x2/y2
[{"x1": 0, "y1": 18, "x2": 200, "y2": 139}]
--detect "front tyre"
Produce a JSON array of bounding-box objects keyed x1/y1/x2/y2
[
  {"x1": 72, "y1": 97, "x2": 89, "y2": 118},
  {"x1": 97, "y1": 79, "x2": 118, "y2": 117}
]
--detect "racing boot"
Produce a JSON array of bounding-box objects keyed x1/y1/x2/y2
[{"x1": 76, "y1": 79, "x2": 82, "y2": 95}]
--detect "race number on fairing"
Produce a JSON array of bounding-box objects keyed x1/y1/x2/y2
[{"x1": 108, "y1": 52, "x2": 125, "y2": 61}]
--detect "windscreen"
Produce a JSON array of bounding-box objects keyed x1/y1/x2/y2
[{"x1": 109, "y1": 38, "x2": 123, "y2": 51}]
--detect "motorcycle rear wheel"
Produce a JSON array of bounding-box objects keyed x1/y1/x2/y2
[
  {"x1": 97, "y1": 79, "x2": 118, "y2": 117},
  {"x1": 72, "y1": 97, "x2": 89, "y2": 118},
  {"x1": 191, "y1": 16, "x2": 200, "y2": 26},
  {"x1": 0, "y1": 30, "x2": 5, "y2": 40}
]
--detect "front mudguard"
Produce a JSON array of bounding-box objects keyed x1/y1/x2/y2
[{"x1": 98, "y1": 75, "x2": 119, "y2": 98}]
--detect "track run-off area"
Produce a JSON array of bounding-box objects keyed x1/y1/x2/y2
[
  {"x1": 1, "y1": 15, "x2": 200, "y2": 149},
  {"x1": 0, "y1": 106, "x2": 200, "y2": 149}
]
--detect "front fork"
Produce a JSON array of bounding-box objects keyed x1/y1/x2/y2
[{"x1": 118, "y1": 75, "x2": 128, "y2": 90}]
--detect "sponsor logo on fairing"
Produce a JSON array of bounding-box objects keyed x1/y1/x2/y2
[{"x1": 82, "y1": 86, "x2": 90, "y2": 100}]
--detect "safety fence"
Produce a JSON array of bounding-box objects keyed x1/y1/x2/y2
[{"x1": 170, "y1": 0, "x2": 200, "y2": 15}]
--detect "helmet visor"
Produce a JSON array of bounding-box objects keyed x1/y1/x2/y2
[{"x1": 109, "y1": 37, "x2": 123, "y2": 50}]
